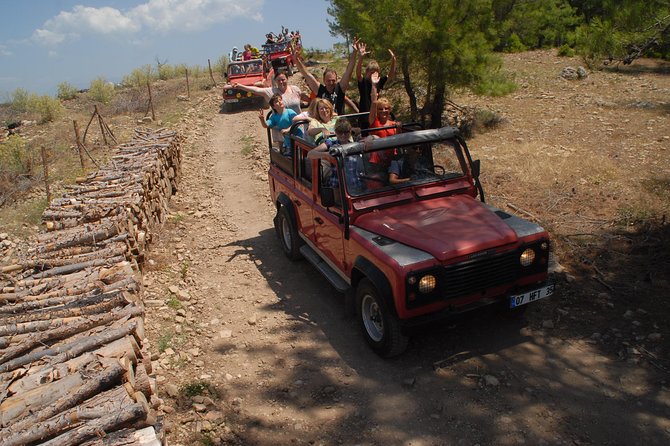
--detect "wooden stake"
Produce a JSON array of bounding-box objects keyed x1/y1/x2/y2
[
  {"x1": 146, "y1": 81, "x2": 155, "y2": 121},
  {"x1": 208, "y1": 58, "x2": 217, "y2": 86},
  {"x1": 73, "y1": 120, "x2": 86, "y2": 168},
  {"x1": 83, "y1": 106, "x2": 98, "y2": 144},
  {"x1": 185, "y1": 68, "x2": 190, "y2": 99},
  {"x1": 98, "y1": 107, "x2": 109, "y2": 146},
  {"x1": 41, "y1": 146, "x2": 51, "y2": 204}
]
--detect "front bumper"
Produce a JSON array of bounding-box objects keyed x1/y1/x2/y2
[{"x1": 400, "y1": 280, "x2": 554, "y2": 329}]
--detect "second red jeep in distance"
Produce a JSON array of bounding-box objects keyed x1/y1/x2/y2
[{"x1": 222, "y1": 59, "x2": 267, "y2": 112}]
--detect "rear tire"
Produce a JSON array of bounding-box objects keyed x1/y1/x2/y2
[
  {"x1": 275, "y1": 205, "x2": 303, "y2": 260},
  {"x1": 356, "y1": 279, "x2": 408, "y2": 357}
]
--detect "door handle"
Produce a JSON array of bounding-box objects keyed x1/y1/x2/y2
[{"x1": 314, "y1": 217, "x2": 324, "y2": 225}]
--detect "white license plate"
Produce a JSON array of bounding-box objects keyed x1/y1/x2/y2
[
  {"x1": 510, "y1": 284, "x2": 554, "y2": 308},
  {"x1": 226, "y1": 99, "x2": 239, "y2": 103}
]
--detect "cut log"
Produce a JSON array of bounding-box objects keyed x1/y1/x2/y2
[
  {"x1": 79, "y1": 426, "x2": 162, "y2": 446},
  {"x1": 0, "y1": 308, "x2": 142, "y2": 372},
  {"x1": 7, "y1": 335, "x2": 141, "y2": 395},
  {"x1": 40, "y1": 402, "x2": 148, "y2": 446},
  {"x1": 1, "y1": 385, "x2": 135, "y2": 446},
  {"x1": 0, "y1": 360, "x2": 126, "y2": 435}
]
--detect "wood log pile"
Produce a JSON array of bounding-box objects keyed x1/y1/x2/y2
[{"x1": 0, "y1": 128, "x2": 182, "y2": 445}]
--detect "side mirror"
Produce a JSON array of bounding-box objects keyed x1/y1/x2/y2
[
  {"x1": 224, "y1": 73, "x2": 228, "y2": 79},
  {"x1": 471, "y1": 159, "x2": 481, "y2": 178},
  {"x1": 320, "y1": 187, "x2": 336, "y2": 208}
]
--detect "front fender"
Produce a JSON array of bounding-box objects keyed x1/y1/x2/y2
[{"x1": 352, "y1": 256, "x2": 397, "y2": 318}]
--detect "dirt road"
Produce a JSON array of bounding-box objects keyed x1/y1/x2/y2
[{"x1": 143, "y1": 78, "x2": 670, "y2": 445}]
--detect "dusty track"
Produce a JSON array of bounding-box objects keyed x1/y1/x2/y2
[{"x1": 143, "y1": 59, "x2": 670, "y2": 445}]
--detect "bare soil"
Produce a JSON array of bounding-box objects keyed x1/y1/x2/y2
[{"x1": 128, "y1": 51, "x2": 668, "y2": 445}]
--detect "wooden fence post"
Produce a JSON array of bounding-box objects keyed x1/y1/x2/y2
[
  {"x1": 96, "y1": 105, "x2": 109, "y2": 146},
  {"x1": 208, "y1": 59, "x2": 217, "y2": 86},
  {"x1": 185, "y1": 68, "x2": 190, "y2": 99},
  {"x1": 73, "y1": 120, "x2": 85, "y2": 168},
  {"x1": 146, "y1": 81, "x2": 156, "y2": 121},
  {"x1": 41, "y1": 146, "x2": 51, "y2": 204}
]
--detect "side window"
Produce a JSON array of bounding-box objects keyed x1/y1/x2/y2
[
  {"x1": 318, "y1": 160, "x2": 342, "y2": 208},
  {"x1": 299, "y1": 146, "x2": 312, "y2": 186}
]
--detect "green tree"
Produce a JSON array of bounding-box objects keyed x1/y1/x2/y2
[
  {"x1": 88, "y1": 77, "x2": 115, "y2": 104},
  {"x1": 573, "y1": 0, "x2": 670, "y2": 65},
  {"x1": 494, "y1": 0, "x2": 579, "y2": 51},
  {"x1": 329, "y1": 0, "x2": 497, "y2": 128},
  {"x1": 56, "y1": 81, "x2": 78, "y2": 100}
]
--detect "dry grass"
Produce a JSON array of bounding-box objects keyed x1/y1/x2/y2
[{"x1": 0, "y1": 74, "x2": 221, "y2": 239}]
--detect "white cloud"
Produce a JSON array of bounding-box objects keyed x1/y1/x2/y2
[
  {"x1": 0, "y1": 44, "x2": 12, "y2": 57},
  {"x1": 31, "y1": 0, "x2": 264, "y2": 46},
  {"x1": 130, "y1": 0, "x2": 263, "y2": 32},
  {"x1": 32, "y1": 28, "x2": 69, "y2": 46}
]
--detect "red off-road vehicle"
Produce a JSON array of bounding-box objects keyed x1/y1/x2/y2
[
  {"x1": 221, "y1": 59, "x2": 267, "y2": 112},
  {"x1": 261, "y1": 38, "x2": 300, "y2": 76},
  {"x1": 267, "y1": 119, "x2": 554, "y2": 357}
]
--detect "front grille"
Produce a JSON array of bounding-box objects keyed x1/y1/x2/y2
[
  {"x1": 405, "y1": 242, "x2": 550, "y2": 310},
  {"x1": 438, "y1": 250, "x2": 519, "y2": 298}
]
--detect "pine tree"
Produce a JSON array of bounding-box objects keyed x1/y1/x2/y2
[{"x1": 329, "y1": 0, "x2": 496, "y2": 128}]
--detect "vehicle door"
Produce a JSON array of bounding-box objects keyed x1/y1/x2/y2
[
  {"x1": 312, "y1": 158, "x2": 346, "y2": 274},
  {"x1": 291, "y1": 142, "x2": 316, "y2": 243}
]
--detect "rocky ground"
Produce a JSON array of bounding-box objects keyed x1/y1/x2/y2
[{"x1": 137, "y1": 50, "x2": 670, "y2": 446}]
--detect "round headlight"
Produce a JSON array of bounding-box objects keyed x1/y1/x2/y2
[
  {"x1": 520, "y1": 248, "x2": 536, "y2": 266},
  {"x1": 247, "y1": 92, "x2": 253, "y2": 97},
  {"x1": 235, "y1": 92, "x2": 242, "y2": 98},
  {"x1": 226, "y1": 89, "x2": 233, "y2": 95},
  {"x1": 418, "y1": 275, "x2": 436, "y2": 293}
]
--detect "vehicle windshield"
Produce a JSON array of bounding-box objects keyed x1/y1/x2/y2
[
  {"x1": 228, "y1": 61, "x2": 263, "y2": 76},
  {"x1": 341, "y1": 139, "x2": 467, "y2": 197},
  {"x1": 262, "y1": 42, "x2": 291, "y2": 54}
]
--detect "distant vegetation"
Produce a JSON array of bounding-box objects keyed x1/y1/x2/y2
[
  {"x1": 121, "y1": 62, "x2": 217, "y2": 89},
  {"x1": 8, "y1": 88, "x2": 63, "y2": 124},
  {"x1": 56, "y1": 82, "x2": 78, "y2": 101},
  {"x1": 88, "y1": 77, "x2": 116, "y2": 104},
  {"x1": 328, "y1": 0, "x2": 669, "y2": 126}
]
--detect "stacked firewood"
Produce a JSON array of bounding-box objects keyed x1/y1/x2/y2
[{"x1": 0, "y1": 128, "x2": 182, "y2": 445}]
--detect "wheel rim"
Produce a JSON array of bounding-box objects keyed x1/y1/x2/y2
[
  {"x1": 280, "y1": 214, "x2": 292, "y2": 250},
  {"x1": 361, "y1": 294, "x2": 384, "y2": 342}
]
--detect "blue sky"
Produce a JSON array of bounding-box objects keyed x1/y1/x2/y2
[{"x1": 0, "y1": 0, "x2": 340, "y2": 98}]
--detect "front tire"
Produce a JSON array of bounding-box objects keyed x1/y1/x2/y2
[
  {"x1": 275, "y1": 205, "x2": 303, "y2": 260},
  {"x1": 356, "y1": 279, "x2": 408, "y2": 357}
]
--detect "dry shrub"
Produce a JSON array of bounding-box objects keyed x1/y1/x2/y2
[{"x1": 0, "y1": 135, "x2": 36, "y2": 205}]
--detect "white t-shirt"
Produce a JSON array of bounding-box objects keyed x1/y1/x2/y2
[{"x1": 259, "y1": 85, "x2": 302, "y2": 114}]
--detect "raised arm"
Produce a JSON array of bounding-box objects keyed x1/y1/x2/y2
[
  {"x1": 338, "y1": 39, "x2": 360, "y2": 93},
  {"x1": 233, "y1": 82, "x2": 270, "y2": 99},
  {"x1": 292, "y1": 46, "x2": 320, "y2": 94},
  {"x1": 258, "y1": 109, "x2": 269, "y2": 129},
  {"x1": 355, "y1": 41, "x2": 369, "y2": 82},
  {"x1": 387, "y1": 49, "x2": 397, "y2": 83}
]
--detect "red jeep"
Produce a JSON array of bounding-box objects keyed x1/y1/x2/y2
[
  {"x1": 267, "y1": 120, "x2": 554, "y2": 357},
  {"x1": 221, "y1": 59, "x2": 267, "y2": 112},
  {"x1": 261, "y1": 38, "x2": 300, "y2": 76}
]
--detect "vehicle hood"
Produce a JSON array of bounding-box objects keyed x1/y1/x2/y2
[
  {"x1": 354, "y1": 195, "x2": 518, "y2": 262},
  {"x1": 226, "y1": 75, "x2": 263, "y2": 86}
]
